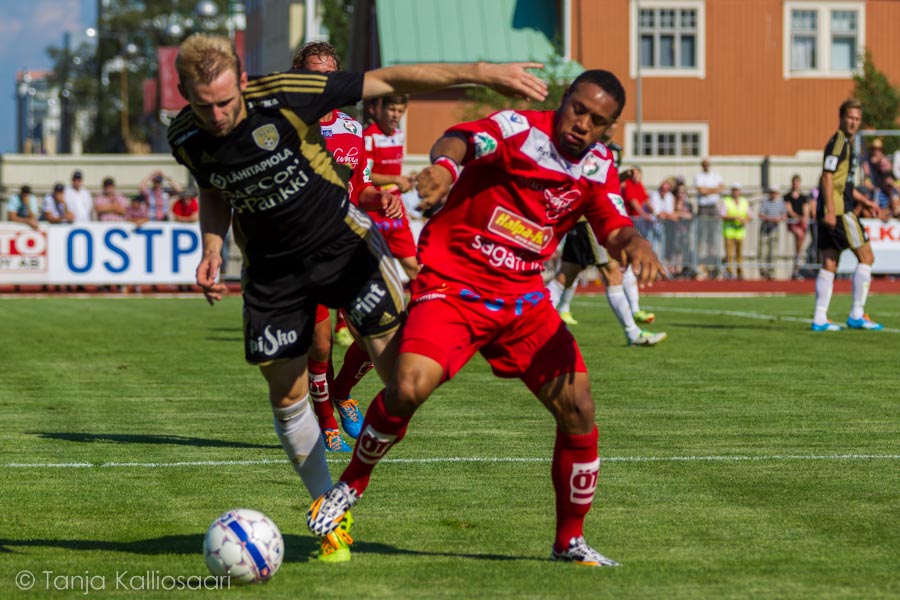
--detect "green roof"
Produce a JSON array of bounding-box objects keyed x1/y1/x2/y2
[{"x1": 376, "y1": 0, "x2": 560, "y2": 65}]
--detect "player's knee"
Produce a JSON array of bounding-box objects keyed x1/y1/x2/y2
[{"x1": 386, "y1": 370, "x2": 433, "y2": 417}]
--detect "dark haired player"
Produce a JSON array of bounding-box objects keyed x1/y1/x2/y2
[{"x1": 309, "y1": 70, "x2": 663, "y2": 567}]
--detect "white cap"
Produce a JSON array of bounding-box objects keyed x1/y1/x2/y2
[{"x1": 730, "y1": 182, "x2": 742, "y2": 190}]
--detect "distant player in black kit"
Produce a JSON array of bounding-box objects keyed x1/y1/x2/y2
[{"x1": 168, "y1": 33, "x2": 547, "y2": 562}]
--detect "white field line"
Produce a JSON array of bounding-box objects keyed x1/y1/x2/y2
[
  {"x1": 3, "y1": 454, "x2": 900, "y2": 470},
  {"x1": 638, "y1": 304, "x2": 900, "y2": 333}
]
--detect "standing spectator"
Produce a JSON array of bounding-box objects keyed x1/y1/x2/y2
[
  {"x1": 861, "y1": 138, "x2": 892, "y2": 218},
  {"x1": 646, "y1": 178, "x2": 675, "y2": 257},
  {"x1": 125, "y1": 195, "x2": 150, "y2": 227},
  {"x1": 694, "y1": 158, "x2": 724, "y2": 279},
  {"x1": 757, "y1": 184, "x2": 787, "y2": 280},
  {"x1": 721, "y1": 183, "x2": 750, "y2": 280},
  {"x1": 64, "y1": 170, "x2": 94, "y2": 222},
  {"x1": 140, "y1": 170, "x2": 182, "y2": 221},
  {"x1": 784, "y1": 174, "x2": 811, "y2": 279},
  {"x1": 43, "y1": 183, "x2": 74, "y2": 223},
  {"x1": 363, "y1": 95, "x2": 421, "y2": 282},
  {"x1": 669, "y1": 181, "x2": 695, "y2": 278},
  {"x1": 170, "y1": 190, "x2": 199, "y2": 222},
  {"x1": 94, "y1": 177, "x2": 129, "y2": 222},
  {"x1": 811, "y1": 99, "x2": 882, "y2": 331},
  {"x1": 7, "y1": 185, "x2": 41, "y2": 229}
]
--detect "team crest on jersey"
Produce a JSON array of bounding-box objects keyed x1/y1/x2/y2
[
  {"x1": 473, "y1": 132, "x2": 498, "y2": 159},
  {"x1": 581, "y1": 154, "x2": 612, "y2": 183},
  {"x1": 343, "y1": 120, "x2": 358, "y2": 135},
  {"x1": 487, "y1": 206, "x2": 552, "y2": 253},
  {"x1": 252, "y1": 124, "x2": 280, "y2": 151},
  {"x1": 544, "y1": 187, "x2": 581, "y2": 221}
]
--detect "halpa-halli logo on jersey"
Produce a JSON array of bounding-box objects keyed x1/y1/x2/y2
[
  {"x1": 473, "y1": 132, "x2": 498, "y2": 159},
  {"x1": 250, "y1": 325, "x2": 298, "y2": 357},
  {"x1": 252, "y1": 124, "x2": 280, "y2": 151}
]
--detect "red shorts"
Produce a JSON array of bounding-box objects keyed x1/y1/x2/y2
[
  {"x1": 314, "y1": 304, "x2": 330, "y2": 324},
  {"x1": 369, "y1": 213, "x2": 417, "y2": 260},
  {"x1": 398, "y1": 279, "x2": 586, "y2": 395}
]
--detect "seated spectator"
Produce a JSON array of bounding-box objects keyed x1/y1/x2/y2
[
  {"x1": 42, "y1": 183, "x2": 74, "y2": 223},
  {"x1": 7, "y1": 185, "x2": 41, "y2": 229},
  {"x1": 170, "y1": 190, "x2": 199, "y2": 223},
  {"x1": 64, "y1": 170, "x2": 94, "y2": 223},
  {"x1": 94, "y1": 177, "x2": 129, "y2": 222},
  {"x1": 140, "y1": 170, "x2": 182, "y2": 221},
  {"x1": 125, "y1": 195, "x2": 150, "y2": 227}
]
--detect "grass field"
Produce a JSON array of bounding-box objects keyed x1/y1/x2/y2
[{"x1": 1, "y1": 292, "x2": 898, "y2": 599}]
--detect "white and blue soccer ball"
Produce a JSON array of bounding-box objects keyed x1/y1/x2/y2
[{"x1": 204, "y1": 508, "x2": 284, "y2": 585}]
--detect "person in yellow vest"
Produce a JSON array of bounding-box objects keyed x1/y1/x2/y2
[{"x1": 721, "y1": 183, "x2": 750, "y2": 280}]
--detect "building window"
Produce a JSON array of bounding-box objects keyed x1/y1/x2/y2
[
  {"x1": 630, "y1": 1, "x2": 705, "y2": 78},
  {"x1": 624, "y1": 123, "x2": 706, "y2": 158},
  {"x1": 784, "y1": 2, "x2": 864, "y2": 78}
]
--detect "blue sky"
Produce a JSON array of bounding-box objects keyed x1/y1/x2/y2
[{"x1": 0, "y1": 1, "x2": 96, "y2": 154}]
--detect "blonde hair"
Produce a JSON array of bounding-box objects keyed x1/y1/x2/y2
[{"x1": 176, "y1": 34, "x2": 242, "y2": 86}]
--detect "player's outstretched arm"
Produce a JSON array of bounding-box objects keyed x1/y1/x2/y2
[
  {"x1": 606, "y1": 227, "x2": 666, "y2": 287},
  {"x1": 196, "y1": 187, "x2": 232, "y2": 305},
  {"x1": 363, "y1": 62, "x2": 548, "y2": 102},
  {"x1": 415, "y1": 134, "x2": 467, "y2": 211}
]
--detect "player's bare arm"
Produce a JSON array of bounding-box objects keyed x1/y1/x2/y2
[
  {"x1": 358, "y1": 188, "x2": 404, "y2": 219},
  {"x1": 416, "y1": 134, "x2": 468, "y2": 211},
  {"x1": 362, "y1": 62, "x2": 548, "y2": 102},
  {"x1": 197, "y1": 187, "x2": 232, "y2": 305},
  {"x1": 820, "y1": 171, "x2": 837, "y2": 229},
  {"x1": 605, "y1": 227, "x2": 665, "y2": 287}
]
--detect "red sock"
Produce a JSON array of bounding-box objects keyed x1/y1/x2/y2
[
  {"x1": 340, "y1": 390, "x2": 409, "y2": 496},
  {"x1": 308, "y1": 358, "x2": 338, "y2": 431},
  {"x1": 332, "y1": 341, "x2": 373, "y2": 402},
  {"x1": 551, "y1": 426, "x2": 600, "y2": 552}
]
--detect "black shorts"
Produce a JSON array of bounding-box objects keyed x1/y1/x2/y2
[
  {"x1": 561, "y1": 221, "x2": 608, "y2": 268},
  {"x1": 817, "y1": 212, "x2": 868, "y2": 253},
  {"x1": 241, "y1": 205, "x2": 405, "y2": 364}
]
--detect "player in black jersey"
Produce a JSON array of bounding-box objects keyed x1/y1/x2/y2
[{"x1": 168, "y1": 33, "x2": 547, "y2": 562}]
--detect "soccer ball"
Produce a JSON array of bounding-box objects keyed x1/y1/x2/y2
[{"x1": 203, "y1": 508, "x2": 284, "y2": 585}]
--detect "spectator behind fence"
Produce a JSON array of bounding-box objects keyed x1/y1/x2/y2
[
  {"x1": 7, "y1": 185, "x2": 41, "y2": 229},
  {"x1": 784, "y1": 174, "x2": 811, "y2": 279},
  {"x1": 140, "y1": 170, "x2": 182, "y2": 221},
  {"x1": 621, "y1": 166, "x2": 652, "y2": 221},
  {"x1": 758, "y1": 184, "x2": 787, "y2": 280},
  {"x1": 694, "y1": 158, "x2": 724, "y2": 279},
  {"x1": 170, "y1": 189, "x2": 199, "y2": 222},
  {"x1": 669, "y1": 181, "x2": 695, "y2": 278},
  {"x1": 125, "y1": 195, "x2": 150, "y2": 227},
  {"x1": 43, "y1": 183, "x2": 74, "y2": 223},
  {"x1": 64, "y1": 170, "x2": 94, "y2": 222},
  {"x1": 645, "y1": 178, "x2": 675, "y2": 257},
  {"x1": 721, "y1": 183, "x2": 750, "y2": 280},
  {"x1": 94, "y1": 177, "x2": 129, "y2": 222}
]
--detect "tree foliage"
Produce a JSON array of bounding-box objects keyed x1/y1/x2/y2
[
  {"x1": 852, "y1": 50, "x2": 900, "y2": 150},
  {"x1": 320, "y1": 0, "x2": 354, "y2": 66}
]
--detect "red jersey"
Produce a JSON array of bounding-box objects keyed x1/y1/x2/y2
[
  {"x1": 622, "y1": 179, "x2": 648, "y2": 217},
  {"x1": 416, "y1": 109, "x2": 632, "y2": 297},
  {"x1": 320, "y1": 110, "x2": 372, "y2": 205},
  {"x1": 363, "y1": 121, "x2": 410, "y2": 226}
]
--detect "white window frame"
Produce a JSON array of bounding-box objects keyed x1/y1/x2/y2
[
  {"x1": 783, "y1": 1, "x2": 865, "y2": 79},
  {"x1": 623, "y1": 122, "x2": 709, "y2": 158},
  {"x1": 629, "y1": 0, "x2": 706, "y2": 79}
]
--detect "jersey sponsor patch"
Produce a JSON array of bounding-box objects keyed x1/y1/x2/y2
[
  {"x1": 487, "y1": 206, "x2": 552, "y2": 253},
  {"x1": 491, "y1": 110, "x2": 530, "y2": 139},
  {"x1": 473, "y1": 131, "x2": 498, "y2": 159},
  {"x1": 608, "y1": 193, "x2": 628, "y2": 217},
  {"x1": 252, "y1": 124, "x2": 280, "y2": 151},
  {"x1": 824, "y1": 155, "x2": 839, "y2": 171}
]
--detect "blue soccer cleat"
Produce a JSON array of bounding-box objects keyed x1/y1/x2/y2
[
  {"x1": 322, "y1": 429, "x2": 351, "y2": 453},
  {"x1": 336, "y1": 399, "x2": 363, "y2": 439},
  {"x1": 811, "y1": 321, "x2": 842, "y2": 332},
  {"x1": 846, "y1": 314, "x2": 883, "y2": 331}
]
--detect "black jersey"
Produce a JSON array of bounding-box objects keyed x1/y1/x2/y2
[
  {"x1": 818, "y1": 129, "x2": 856, "y2": 216},
  {"x1": 168, "y1": 70, "x2": 364, "y2": 261}
]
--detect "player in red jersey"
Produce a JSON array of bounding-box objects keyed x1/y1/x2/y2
[
  {"x1": 309, "y1": 70, "x2": 664, "y2": 566},
  {"x1": 363, "y1": 96, "x2": 421, "y2": 282},
  {"x1": 292, "y1": 42, "x2": 400, "y2": 452}
]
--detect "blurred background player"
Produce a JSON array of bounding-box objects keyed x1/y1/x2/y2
[
  {"x1": 309, "y1": 69, "x2": 665, "y2": 567},
  {"x1": 292, "y1": 41, "x2": 403, "y2": 452},
  {"x1": 811, "y1": 99, "x2": 882, "y2": 331}
]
